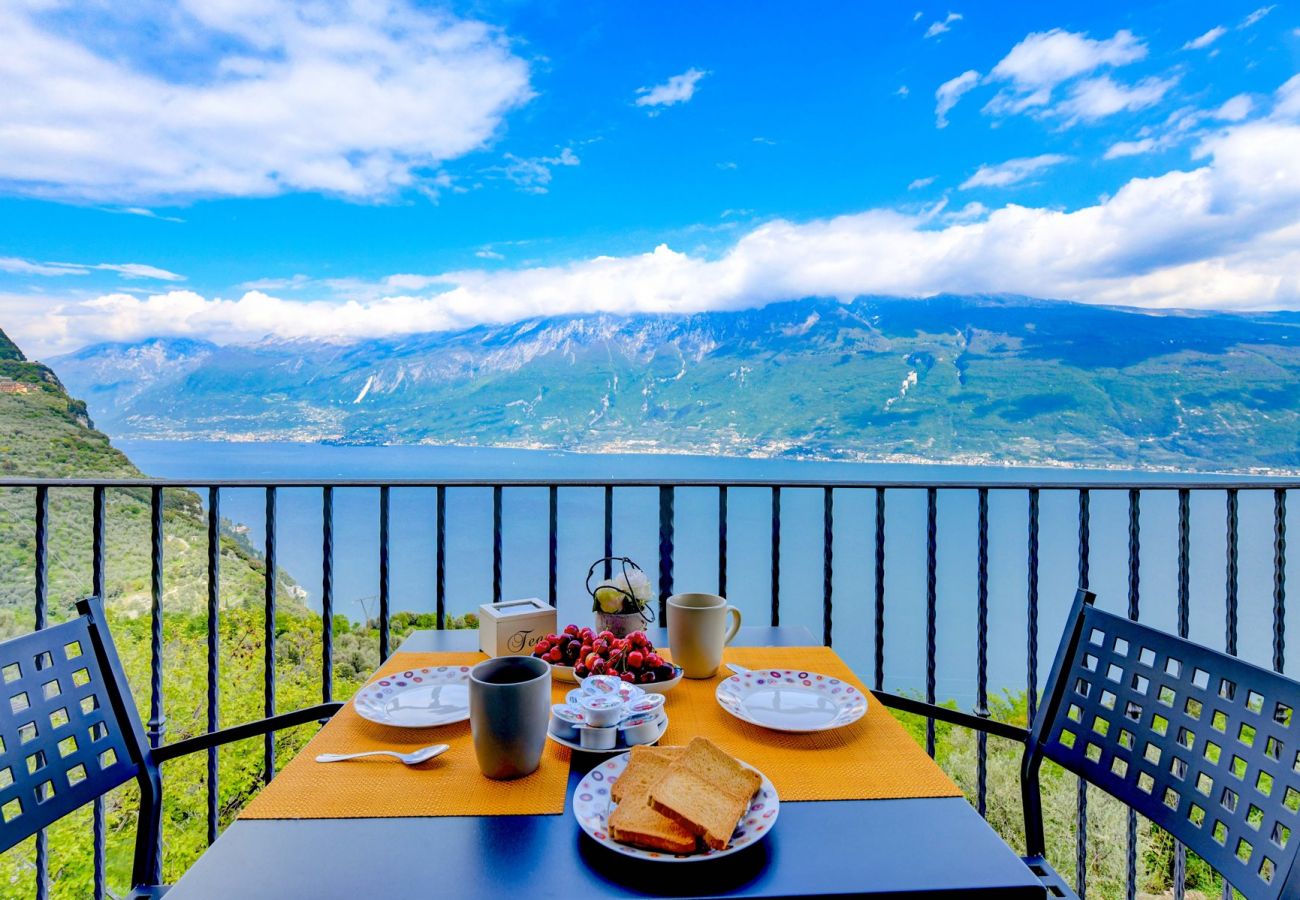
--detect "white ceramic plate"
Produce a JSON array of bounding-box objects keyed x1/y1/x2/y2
[
  {"x1": 715, "y1": 668, "x2": 867, "y2": 733},
  {"x1": 352, "y1": 665, "x2": 471, "y2": 728},
  {"x1": 545, "y1": 715, "x2": 669, "y2": 755},
  {"x1": 573, "y1": 751, "x2": 779, "y2": 862}
]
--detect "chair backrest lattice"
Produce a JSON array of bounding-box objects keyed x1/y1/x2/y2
[
  {"x1": 1039, "y1": 599, "x2": 1300, "y2": 899},
  {"x1": 0, "y1": 616, "x2": 135, "y2": 853}
]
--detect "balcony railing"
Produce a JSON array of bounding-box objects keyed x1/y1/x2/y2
[{"x1": 1, "y1": 474, "x2": 1297, "y2": 898}]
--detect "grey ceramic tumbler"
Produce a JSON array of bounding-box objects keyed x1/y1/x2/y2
[{"x1": 469, "y1": 655, "x2": 551, "y2": 780}]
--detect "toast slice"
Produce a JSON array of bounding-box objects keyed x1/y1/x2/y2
[
  {"x1": 648, "y1": 767, "x2": 748, "y2": 851},
  {"x1": 607, "y1": 780, "x2": 697, "y2": 853},
  {"x1": 610, "y1": 745, "x2": 682, "y2": 804},
  {"x1": 676, "y1": 737, "x2": 762, "y2": 801}
]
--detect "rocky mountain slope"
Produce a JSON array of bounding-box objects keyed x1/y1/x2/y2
[{"x1": 49, "y1": 295, "x2": 1300, "y2": 472}]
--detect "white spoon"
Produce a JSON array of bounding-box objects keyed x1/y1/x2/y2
[
  {"x1": 726, "y1": 663, "x2": 751, "y2": 676},
  {"x1": 315, "y1": 743, "x2": 449, "y2": 765}
]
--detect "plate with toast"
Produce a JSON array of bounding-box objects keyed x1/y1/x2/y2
[{"x1": 572, "y1": 737, "x2": 779, "y2": 862}]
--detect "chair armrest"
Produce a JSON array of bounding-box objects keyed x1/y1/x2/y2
[
  {"x1": 153, "y1": 702, "x2": 344, "y2": 764},
  {"x1": 873, "y1": 691, "x2": 1028, "y2": 743}
]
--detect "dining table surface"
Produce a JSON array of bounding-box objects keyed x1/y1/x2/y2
[{"x1": 166, "y1": 626, "x2": 1046, "y2": 899}]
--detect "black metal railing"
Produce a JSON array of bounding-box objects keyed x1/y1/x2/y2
[{"x1": 1, "y1": 475, "x2": 1297, "y2": 899}]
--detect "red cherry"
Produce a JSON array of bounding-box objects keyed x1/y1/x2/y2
[
  {"x1": 621, "y1": 672, "x2": 636, "y2": 683},
  {"x1": 564, "y1": 624, "x2": 580, "y2": 636},
  {"x1": 535, "y1": 640, "x2": 551, "y2": 654},
  {"x1": 580, "y1": 627, "x2": 595, "y2": 640},
  {"x1": 598, "y1": 630, "x2": 615, "y2": 643},
  {"x1": 547, "y1": 648, "x2": 563, "y2": 663},
  {"x1": 645, "y1": 653, "x2": 663, "y2": 668},
  {"x1": 574, "y1": 664, "x2": 589, "y2": 678},
  {"x1": 583, "y1": 653, "x2": 599, "y2": 669},
  {"x1": 627, "y1": 650, "x2": 644, "y2": 670},
  {"x1": 592, "y1": 639, "x2": 609, "y2": 655},
  {"x1": 609, "y1": 648, "x2": 623, "y2": 663},
  {"x1": 591, "y1": 659, "x2": 608, "y2": 675},
  {"x1": 639, "y1": 671, "x2": 656, "y2": 684}
]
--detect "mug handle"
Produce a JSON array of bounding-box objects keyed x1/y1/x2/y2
[{"x1": 723, "y1": 606, "x2": 742, "y2": 645}]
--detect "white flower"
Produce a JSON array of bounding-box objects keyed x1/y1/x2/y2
[{"x1": 594, "y1": 566, "x2": 653, "y2": 613}]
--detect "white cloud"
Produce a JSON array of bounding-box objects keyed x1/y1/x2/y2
[
  {"x1": 0, "y1": 1, "x2": 532, "y2": 202},
  {"x1": 913, "y1": 11, "x2": 924, "y2": 22},
  {"x1": 1183, "y1": 26, "x2": 1227, "y2": 50},
  {"x1": 12, "y1": 78, "x2": 1300, "y2": 355},
  {"x1": 895, "y1": 86, "x2": 910, "y2": 98},
  {"x1": 113, "y1": 207, "x2": 186, "y2": 224},
  {"x1": 935, "y1": 70, "x2": 981, "y2": 127},
  {"x1": 1103, "y1": 93, "x2": 1256, "y2": 158},
  {"x1": 983, "y1": 29, "x2": 1146, "y2": 116},
  {"x1": 753, "y1": 137, "x2": 778, "y2": 145},
  {"x1": 1055, "y1": 75, "x2": 1178, "y2": 125},
  {"x1": 485, "y1": 148, "x2": 580, "y2": 194},
  {"x1": 908, "y1": 176, "x2": 937, "y2": 191},
  {"x1": 960, "y1": 154, "x2": 1069, "y2": 189},
  {"x1": 635, "y1": 69, "x2": 708, "y2": 109},
  {"x1": 0, "y1": 256, "x2": 183, "y2": 280},
  {"x1": 1104, "y1": 138, "x2": 1158, "y2": 159},
  {"x1": 476, "y1": 249, "x2": 505, "y2": 261},
  {"x1": 238, "y1": 274, "x2": 312, "y2": 291},
  {"x1": 925, "y1": 12, "x2": 962, "y2": 38},
  {"x1": 1240, "y1": 6, "x2": 1275, "y2": 28}
]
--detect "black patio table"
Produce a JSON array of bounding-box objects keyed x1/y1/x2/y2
[{"x1": 166, "y1": 627, "x2": 1045, "y2": 899}]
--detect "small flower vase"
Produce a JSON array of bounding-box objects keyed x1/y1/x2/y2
[{"x1": 594, "y1": 609, "x2": 651, "y2": 638}]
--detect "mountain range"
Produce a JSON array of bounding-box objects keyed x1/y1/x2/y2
[{"x1": 45, "y1": 295, "x2": 1300, "y2": 472}]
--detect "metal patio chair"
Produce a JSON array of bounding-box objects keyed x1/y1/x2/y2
[
  {"x1": 0, "y1": 596, "x2": 342, "y2": 898},
  {"x1": 883, "y1": 589, "x2": 1300, "y2": 899}
]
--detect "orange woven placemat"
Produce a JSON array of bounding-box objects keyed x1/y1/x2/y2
[
  {"x1": 656, "y1": 646, "x2": 962, "y2": 802},
  {"x1": 240, "y1": 652, "x2": 572, "y2": 820}
]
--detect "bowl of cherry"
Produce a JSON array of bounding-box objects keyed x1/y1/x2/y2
[{"x1": 531, "y1": 626, "x2": 684, "y2": 694}]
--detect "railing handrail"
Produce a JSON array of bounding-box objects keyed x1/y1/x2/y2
[{"x1": 3, "y1": 476, "x2": 1299, "y2": 490}]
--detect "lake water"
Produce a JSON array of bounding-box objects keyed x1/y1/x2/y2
[{"x1": 120, "y1": 440, "x2": 1299, "y2": 706}]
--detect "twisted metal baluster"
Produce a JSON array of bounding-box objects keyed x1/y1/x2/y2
[
  {"x1": 658, "y1": 486, "x2": 674, "y2": 620},
  {"x1": 206, "y1": 487, "x2": 220, "y2": 846},
  {"x1": 1175, "y1": 488, "x2": 1191, "y2": 900},
  {"x1": 1076, "y1": 488, "x2": 1089, "y2": 899},
  {"x1": 874, "y1": 487, "x2": 886, "y2": 692},
  {"x1": 92, "y1": 486, "x2": 107, "y2": 900},
  {"x1": 34, "y1": 486, "x2": 48, "y2": 900},
  {"x1": 148, "y1": 486, "x2": 166, "y2": 880},
  {"x1": 1027, "y1": 489, "x2": 1040, "y2": 726},
  {"x1": 1275, "y1": 489, "x2": 1287, "y2": 674},
  {"x1": 549, "y1": 485, "x2": 558, "y2": 607},
  {"x1": 148, "y1": 486, "x2": 166, "y2": 752},
  {"x1": 321, "y1": 487, "x2": 334, "y2": 702},
  {"x1": 436, "y1": 486, "x2": 446, "y2": 629},
  {"x1": 1225, "y1": 488, "x2": 1238, "y2": 658},
  {"x1": 976, "y1": 488, "x2": 989, "y2": 818},
  {"x1": 925, "y1": 487, "x2": 937, "y2": 758},
  {"x1": 379, "y1": 486, "x2": 391, "y2": 659},
  {"x1": 823, "y1": 487, "x2": 834, "y2": 647},
  {"x1": 492, "y1": 485, "x2": 502, "y2": 604},
  {"x1": 1126, "y1": 489, "x2": 1140, "y2": 900},
  {"x1": 263, "y1": 486, "x2": 276, "y2": 783},
  {"x1": 603, "y1": 486, "x2": 613, "y2": 581},
  {"x1": 718, "y1": 486, "x2": 728, "y2": 598},
  {"x1": 771, "y1": 487, "x2": 781, "y2": 627}
]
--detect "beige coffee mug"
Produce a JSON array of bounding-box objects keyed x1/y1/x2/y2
[{"x1": 666, "y1": 593, "x2": 742, "y2": 678}]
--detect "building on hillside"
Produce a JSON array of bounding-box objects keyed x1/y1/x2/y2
[{"x1": 0, "y1": 379, "x2": 34, "y2": 394}]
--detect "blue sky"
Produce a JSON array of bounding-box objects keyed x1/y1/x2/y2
[{"x1": 1, "y1": 0, "x2": 1299, "y2": 354}]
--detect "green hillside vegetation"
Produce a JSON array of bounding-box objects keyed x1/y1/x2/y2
[{"x1": 0, "y1": 327, "x2": 409, "y2": 895}]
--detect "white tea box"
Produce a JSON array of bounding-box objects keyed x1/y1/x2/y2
[{"x1": 478, "y1": 598, "x2": 556, "y2": 657}]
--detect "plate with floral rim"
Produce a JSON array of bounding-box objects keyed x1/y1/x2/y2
[
  {"x1": 715, "y1": 668, "x2": 867, "y2": 733},
  {"x1": 352, "y1": 665, "x2": 471, "y2": 728},
  {"x1": 572, "y1": 750, "x2": 778, "y2": 862}
]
